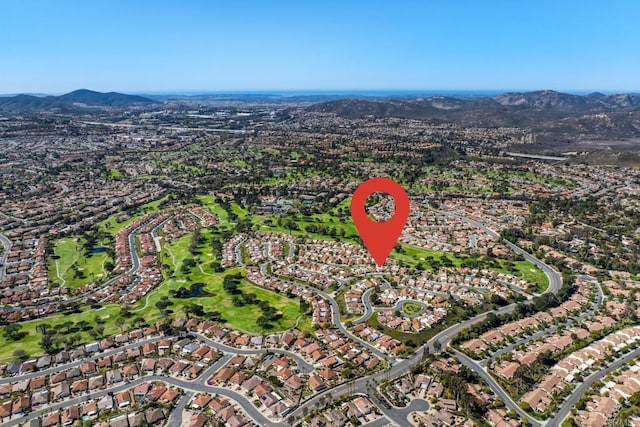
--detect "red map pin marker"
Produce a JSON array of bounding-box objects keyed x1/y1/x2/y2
[{"x1": 350, "y1": 177, "x2": 410, "y2": 267}]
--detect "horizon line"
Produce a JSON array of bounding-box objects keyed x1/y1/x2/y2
[{"x1": 2, "y1": 88, "x2": 640, "y2": 97}]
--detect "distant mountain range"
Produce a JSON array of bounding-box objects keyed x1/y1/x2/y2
[
  {"x1": 0, "y1": 89, "x2": 156, "y2": 111},
  {"x1": 3, "y1": 88, "x2": 640, "y2": 143},
  {"x1": 306, "y1": 90, "x2": 640, "y2": 142},
  {"x1": 308, "y1": 90, "x2": 640, "y2": 116}
]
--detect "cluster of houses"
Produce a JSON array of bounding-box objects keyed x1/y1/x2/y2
[
  {"x1": 461, "y1": 278, "x2": 592, "y2": 356},
  {"x1": 391, "y1": 357, "x2": 521, "y2": 427},
  {"x1": 521, "y1": 325, "x2": 640, "y2": 413},
  {"x1": 113, "y1": 211, "x2": 167, "y2": 274},
  {"x1": 179, "y1": 316, "x2": 384, "y2": 394},
  {"x1": 391, "y1": 267, "x2": 519, "y2": 306},
  {"x1": 1, "y1": 172, "x2": 161, "y2": 244},
  {"x1": 240, "y1": 232, "x2": 291, "y2": 265},
  {"x1": 404, "y1": 207, "x2": 496, "y2": 255},
  {"x1": 186, "y1": 392, "x2": 254, "y2": 427},
  {"x1": 1, "y1": 385, "x2": 170, "y2": 427},
  {"x1": 342, "y1": 278, "x2": 379, "y2": 314},
  {"x1": 270, "y1": 238, "x2": 401, "y2": 287},
  {"x1": 0, "y1": 236, "x2": 48, "y2": 306},
  {"x1": 373, "y1": 287, "x2": 448, "y2": 333},
  {"x1": 351, "y1": 323, "x2": 407, "y2": 356},
  {"x1": 305, "y1": 395, "x2": 379, "y2": 427},
  {"x1": 493, "y1": 327, "x2": 589, "y2": 380},
  {"x1": 440, "y1": 198, "x2": 529, "y2": 234},
  {"x1": 209, "y1": 354, "x2": 297, "y2": 418},
  {"x1": 0, "y1": 324, "x2": 229, "y2": 422},
  {"x1": 271, "y1": 261, "x2": 338, "y2": 289},
  {"x1": 377, "y1": 306, "x2": 446, "y2": 334},
  {"x1": 573, "y1": 359, "x2": 640, "y2": 427},
  {"x1": 188, "y1": 206, "x2": 217, "y2": 228},
  {"x1": 295, "y1": 240, "x2": 382, "y2": 275},
  {"x1": 241, "y1": 237, "x2": 268, "y2": 264},
  {"x1": 222, "y1": 234, "x2": 246, "y2": 268}
]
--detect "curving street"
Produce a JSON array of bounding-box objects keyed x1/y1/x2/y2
[
  {"x1": 549, "y1": 346, "x2": 640, "y2": 426},
  {"x1": 0, "y1": 233, "x2": 11, "y2": 281},
  {"x1": 1, "y1": 210, "x2": 568, "y2": 427}
]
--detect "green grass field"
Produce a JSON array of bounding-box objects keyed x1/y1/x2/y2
[
  {"x1": 1, "y1": 225, "x2": 308, "y2": 361},
  {"x1": 4, "y1": 194, "x2": 549, "y2": 361},
  {"x1": 108, "y1": 168, "x2": 123, "y2": 179},
  {"x1": 511, "y1": 260, "x2": 549, "y2": 293},
  {"x1": 402, "y1": 302, "x2": 423, "y2": 316},
  {"x1": 48, "y1": 238, "x2": 111, "y2": 288},
  {"x1": 155, "y1": 229, "x2": 305, "y2": 334},
  {"x1": 97, "y1": 197, "x2": 166, "y2": 239}
]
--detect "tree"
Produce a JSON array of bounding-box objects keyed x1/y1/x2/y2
[
  {"x1": 120, "y1": 306, "x2": 132, "y2": 318},
  {"x1": 256, "y1": 316, "x2": 270, "y2": 329},
  {"x1": 40, "y1": 334, "x2": 54, "y2": 353},
  {"x1": 115, "y1": 317, "x2": 126, "y2": 333},
  {"x1": 3, "y1": 324, "x2": 27, "y2": 341},
  {"x1": 13, "y1": 349, "x2": 28, "y2": 361},
  {"x1": 36, "y1": 324, "x2": 50, "y2": 335}
]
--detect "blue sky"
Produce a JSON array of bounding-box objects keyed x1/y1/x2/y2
[{"x1": 1, "y1": 1, "x2": 639, "y2": 94}]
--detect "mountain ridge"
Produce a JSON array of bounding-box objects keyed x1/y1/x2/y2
[
  {"x1": 0, "y1": 89, "x2": 156, "y2": 111},
  {"x1": 305, "y1": 90, "x2": 640, "y2": 142}
]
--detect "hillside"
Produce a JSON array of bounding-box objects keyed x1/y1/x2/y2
[
  {"x1": 0, "y1": 89, "x2": 156, "y2": 111},
  {"x1": 306, "y1": 90, "x2": 640, "y2": 142}
]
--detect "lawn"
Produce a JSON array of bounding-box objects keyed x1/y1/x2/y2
[
  {"x1": 144, "y1": 230, "x2": 306, "y2": 334},
  {"x1": 1, "y1": 227, "x2": 308, "y2": 361},
  {"x1": 108, "y1": 168, "x2": 123, "y2": 179},
  {"x1": 47, "y1": 237, "x2": 111, "y2": 288},
  {"x1": 511, "y1": 260, "x2": 549, "y2": 293},
  {"x1": 402, "y1": 302, "x2": 423, "y2": 316},
  {"x1": 0, "y1": 305, "x2": 123, "y2": 363},
  {"x1": 96, "y1": 197, "x2": 166, "y2": 239},
  {"x1": 3, "y1": 194, "x2": 549, "y2": 361}
]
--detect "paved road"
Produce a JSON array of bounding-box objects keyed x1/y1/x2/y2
[
  {"x1": 353, "y1": 288, "x2": 376, "y2": 324},
  {"x1": 361, "y1": 417, "x2": 397, "y2": 427},
  {"x1": 0, "y1": 233, "x2": 11, "y2": 281},
  {"x1": 377, "y1": 397, "x2": 430, "y2": 426},
  {"x1": 505, "y1": 152, "x2": 568, "y2": 161},
  {"x1": 192, "y1": 333, "x2": 314, "y2": 374},
  {"x1": 549, "y1": 346, "x2": 640, "y2": 427},
  {"x1": 286, "y1": 239, "x2": 295, "y2": 258},
  {"x1": 167, "y1": 390, "x2": 193, "y2": 426},
  {"x1": 453, "y1": 349, "x2": 543, "y2": 426},
  {"x1": 3, "y1": 373, "x2": 286, "y2": 427},
  {"x1": 487, "y1": 278, "x2": 602, "y2": 363},
  {"x1": 448, "y1": 213, "x2": 562, "y2": 294},
  {"x1": 0, "y1": 335, "x2": 168, "y2": 385},
  {"x1": 234, "y1": 238, "x2": 246, "y2": 266}
]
